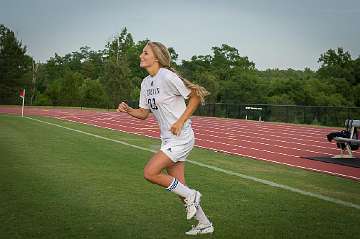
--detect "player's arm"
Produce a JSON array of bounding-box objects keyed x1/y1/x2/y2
[
  {"x1": 117, "y1": 102, "x2": 150, "y2": 120},
  {"x1": 170, "y1": 90, "x2": 201, "y2": 135}
]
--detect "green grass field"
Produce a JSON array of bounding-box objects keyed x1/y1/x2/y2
[{"x1": 1, "y1": 115, "x2": 360, "y2": 239}]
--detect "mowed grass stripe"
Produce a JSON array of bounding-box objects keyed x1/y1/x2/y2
[
  {"x1": 1, "y1": 115, "x2": 360, "y2": 239},
  {"x1": 0, "y1": 115, "x2": 187, "y2": 239},
  {"x1": 25, "y1": 116, "x2": 360, "y2": 210}
]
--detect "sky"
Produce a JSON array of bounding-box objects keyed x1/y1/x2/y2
[{"x1": 1, "y1": 0, "x2": 359, "y2": 70}]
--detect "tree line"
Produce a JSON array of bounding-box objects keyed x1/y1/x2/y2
[{"x1": 1, "y1": 24, "x2": 359, "y2": 109}]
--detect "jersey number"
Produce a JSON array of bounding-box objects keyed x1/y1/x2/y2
[{"x1": 148, "y1": 98, "x2": 158, "y2": 110}]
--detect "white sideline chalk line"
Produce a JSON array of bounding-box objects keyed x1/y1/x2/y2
[{"x1": 25, "y1": 116, "x2": 360, "y2": 210}]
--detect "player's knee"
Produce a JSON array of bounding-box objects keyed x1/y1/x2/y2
[{"x1": 143, "y1": 168, "x2": 155, "y2": 182}]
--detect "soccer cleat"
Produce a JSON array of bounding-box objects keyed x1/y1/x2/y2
[
  {"x1": 184, "y1": 190, "x2": 201, "y2": 220},
  {"x1": 185, "y1": 222, "x2": 214, "y2": 235}
]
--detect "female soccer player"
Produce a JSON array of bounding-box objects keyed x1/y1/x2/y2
[{"x1": 117, "y1": 41, "x2": 214, "y2": 235}]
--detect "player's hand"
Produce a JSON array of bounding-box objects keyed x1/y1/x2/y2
[
  {"x1": 117, "y1": 102, "x2": 130, "y2": 113},
  {"x1": 170, "y1": 120, "x2": 184, "y2": 136}
]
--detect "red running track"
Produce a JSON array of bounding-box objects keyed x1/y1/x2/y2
[{"x1": 1, "y1": 106, "x2": 359, "y2": 180}]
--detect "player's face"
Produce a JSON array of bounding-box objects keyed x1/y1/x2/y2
[{"x1": 140, "y1": 45, "x2": 157, "y2": 68}]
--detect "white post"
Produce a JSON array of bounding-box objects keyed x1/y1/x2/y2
[{"x1": 21, "y1": 89, "x2": 25, "y2": 117}]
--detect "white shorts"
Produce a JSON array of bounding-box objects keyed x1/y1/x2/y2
[{"x1": 160, "y1": 127, "x2": 195, "y2": 163}]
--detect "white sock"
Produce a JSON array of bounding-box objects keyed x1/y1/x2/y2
[
  {"x1": 166, "y1": 178, "x2": 193, "y2": 198},
  {"x1": 195, "y1": 205, "x2": 211, "y2": 225}
]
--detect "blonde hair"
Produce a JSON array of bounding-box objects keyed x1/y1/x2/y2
[{"x1": 147, "y1": 41, "x2": 209, "y2": 104}]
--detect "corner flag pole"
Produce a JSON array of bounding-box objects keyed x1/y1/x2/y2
[{"x1": 20, "y1": 89, "x2": 25, "y2": 117}]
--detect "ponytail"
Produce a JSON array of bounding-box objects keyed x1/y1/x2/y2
[{"x1": 167, "y1": 67, "x2": 210, "y2": 104}]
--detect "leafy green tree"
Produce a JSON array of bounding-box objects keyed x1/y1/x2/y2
[
  {"x1": 124, "y1": 39, "x2": 148, "y2": 99},
  {"x1": 192, "y1": 71, "x2": 218, "y2": 102},
  {"x1": 101, "y1": 28, "x2": 138, "y2": 106},
  {"x1": 80, "y1": 79, "x2": 108, "y2": 108},
  {"x1": 352, "y1": 57, "x2": 360, "y2": 85},
  {"x1": 267, "y1": 94, "x2": 295, "y2": 105},
  {"x1": 46, "y1": 71, "x2": 84, "y2": 106},
  {"x1": 34, "y1": 92, "x2": 52, "y2": 106},
  {"x1": 0, "y1": 24, "x2": 32, "y2": 104},
  {"x1": 60, "y1": 71, "x2": 84, "y2": 106},
  {"x1": 267, "y1": 78, "x2": 306, "y2": 105},
  {"x1": 181, "y1": 44, "x2": 256, "y2": 103},
  {"x1": 212, "y1": 44, "x2": 255, "y2": 70},
  {"x1": 211, "y1": 44, "x2": 255, "y2": 83},
  {"x1": 352, "y1": 84, "x2": 360, "y2": 106},
  {"x1": 181, "y1": 55, "x2": 212, "y2": 81},
  {"x1": 45, "y1": 53, "x2": 68, "y2": 83},
  {"x1": 104, "y1": 28, "x2": 135, "y2": 63},
  {"x1": 46, "y1": 78, "x2": 62, "y2": 105},
  {"x1": 5, "y1": 25, "x2": 357, "y2": 110},
  {"x1": 303, "y1": 78, "x2": 348, "y2": 106},
  {"x1": 78, "y1": 47, "x2": 105, "y2": 81},
  {"x1": 102, "y1": 59, "x2": 132, "y2": 107},
  {"x1": 317, "y1": 47, "x2": 355, "y2": 84},
  {"x1": 220, "y1": 71, "x2": 266, "y2": 104}
]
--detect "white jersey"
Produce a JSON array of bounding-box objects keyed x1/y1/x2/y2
[{"x1": 139, "y1": 68, "x2": 192, "y2": 139}]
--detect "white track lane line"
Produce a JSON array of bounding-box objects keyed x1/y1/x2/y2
[{"x1": 194, "y1": 132, "x2": 333, "y2": 156}]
